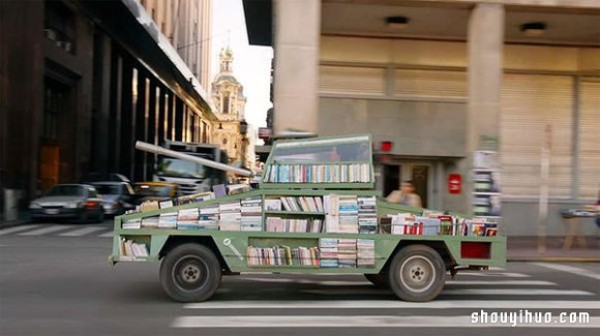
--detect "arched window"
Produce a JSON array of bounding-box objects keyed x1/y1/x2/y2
[{"x1": 222, "y1": 92, "x2": 230, "y2": 114}]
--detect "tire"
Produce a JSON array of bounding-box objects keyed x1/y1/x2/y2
[
  {"x1": 388, "y1": 245, "x2": 446, "y2": 302},
  {"x1": 77, "y1": 211, "x2": 88, "y2": 224},
  {"x1": 159, "y1": 243, "x2": 222, "y2": 302},
  {"x1": 364, "y1": 273, "x2": 389, "y2": 289}
]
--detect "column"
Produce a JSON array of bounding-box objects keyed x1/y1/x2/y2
[
  {"x1": 457, "y1": 3, "x2": 504, "y2": 215},
  {"x1": 273, "y1": 0, "x2": 320, "y2": 135}
]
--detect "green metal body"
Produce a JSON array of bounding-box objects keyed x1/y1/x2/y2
[{"x1": 110, "y1": 134, "x2": 507, "y2": 272}]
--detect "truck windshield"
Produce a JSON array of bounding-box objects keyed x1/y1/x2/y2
[{"x1": 156, "y1": 158, "x2": 207, "y2": 179}]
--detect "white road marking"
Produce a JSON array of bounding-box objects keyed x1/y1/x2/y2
[
  {"x1": 442, "y1": 289, "x2": 592, "y2": 296},
  {"x1": 533, "y1": 263, "x2": 600, "y2": 281},
  {"x1": 172, "y1": 315, "x2": 600, "y2": 328},
  {"x1": 18, "y1": 225, "x2": 76, "y2": 236},
  {"x1": 59, "y1": 226, "x2": 105, "y2": 237},
  {"x1": 446, "y1": 280, "x2": 555, "y2": 286},
  {"x1": 183, "y1": 300, "x2": 600, "y2": 310},
  {"x1": 0, "y1": 225, "x2": 43, "y2": 236},
  {"x1": 459, "y1": 272, "x2": 530, "y2": 278},
  {"x1": 98, "y1": 231, "x2": 113, "y2": 237}
]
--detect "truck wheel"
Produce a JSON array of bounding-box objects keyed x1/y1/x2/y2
[
  {"x1": 388, "y1": 245, "x2": 445, "y2": 302},
  {"x1": 159, "y1": 244, "x2": 222, "y2": 302},
  {"x1": 364, "y1": 273, "x2": 389, "y2": 289}
]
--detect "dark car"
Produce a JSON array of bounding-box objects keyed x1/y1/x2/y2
[
  {"x1": 29, "y1": 184, "x2": 104, "y2": 223},
  {"x1": 132, "y1": 182, "x2": 179, "y2": 206},
  {"x1": 91, "y1": 181, "x2": 136, "y2": 216}
]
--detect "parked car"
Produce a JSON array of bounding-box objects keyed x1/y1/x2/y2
[
  {"x1": 132, "y1": 182, "x2": 179, "y2": 205},
  {"x1": 91, "y1": 181, "x2": 136, "y2": 216},
  {"x1": 29, "y1": 184, "x2": 104, "y2": 223}
]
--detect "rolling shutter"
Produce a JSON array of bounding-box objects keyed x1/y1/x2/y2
[
  {"x1": 393, "y1": 69, "x2": 466, "y2": 99},
  {"x1": 319, "y1": 65, "x2": 386, "y2": 96},
  {"x1": 578, "y1": 77, "x2": 600, "y2": 200},
  {"x1": 501, "y1": 74, "x2": 573, "y2": 198}
]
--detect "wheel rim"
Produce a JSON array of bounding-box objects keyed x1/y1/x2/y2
[
  {"x1": 172, "y1": 255, "x2": 209, "y2": 292},
  {"x1": 399, "y1": 255, "x2": 436, "y2": 293}
]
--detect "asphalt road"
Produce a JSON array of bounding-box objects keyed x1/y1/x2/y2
[{"x1": 1, "y1": 222, "x2": 599, "y2": 336}]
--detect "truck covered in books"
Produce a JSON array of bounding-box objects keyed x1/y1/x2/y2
[{"x1": 111, "y1": 134, "x2": 506, "y2": 303}]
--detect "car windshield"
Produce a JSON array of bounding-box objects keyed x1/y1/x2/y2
[
  {"x1": 134, "y1": 184, "x2": 173, "y2": 197},
  {"x1": 156, "y1": 158, "x2": 207, "y2": 179},
  {"x1": 46, "y1": 185, "x2": 85, "y2": 197},
  {"x1": 93, "y1": 184, "x2": 121, "y2": 195}
]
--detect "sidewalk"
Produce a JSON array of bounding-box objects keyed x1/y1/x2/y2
[{"x1": 507, "y1": 236, "x2": 600, "y2": 262}]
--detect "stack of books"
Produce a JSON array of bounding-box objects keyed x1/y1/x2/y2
[
  {"x1": 337, "y1": 239, "x2": 357, "y2": 268},
  {"x1": 219, "y1": 201, "x2": 241, "y2": 231},
  {"x1": 241, "y1": 197, "x2": 263, "y2": 232},
  {"x1": 338, "y1": 195, "x2": 359, "y2": 233},
  {"x1": 357, "y1": 239, "x2": 375, "y2": 267},
  {"x1": 293, "y1": 246, "x2": 320, "y2": 266},
  {"x1": 198, "y1": 206, "x2": 219, "y2": 230},
  {"x1": 324, "y1": 195, "x2": 339, "y2": 233},
  {"x1": 120, "y1": 238, "x2": 149, "y2": 258},
  {"x1": 122, "y1": 218, "x2": 141, "y2": 229},
  {"x1": 264, "y1": 198, "x2": 282, "y2": 211},
  {"x1": 177, "y1": 208, "x2": 200, "y2": 230},
  {"x1": 141, "y1": 216, "x2": 159, "y2": 228},
  {"x1": 358, "y1": 196, "x2": 377, "y2": 234},
  {"x1": 265, "y1": 217, "x2": 324, "y2": 233},
  {"x1": 158, "y1": 212, "x2": 177, "y2": 229},
  {"x1": 319, "y1": 238, "x2": 338, "y2": 268},
  {"x1": 265, "y1": 163, "x2": 371, "y2": 183},
  {"x1": 246, "y1": 245, "x2": 292, "y2": 266}
]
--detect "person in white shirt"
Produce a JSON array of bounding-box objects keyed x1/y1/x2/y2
[{"x1": 386, "y1": 180, "x2": 422, "y2": 208}]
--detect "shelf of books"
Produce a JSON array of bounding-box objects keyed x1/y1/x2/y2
[{"x1": 260, "y1": 134, "x2": 375, "y2": 190}]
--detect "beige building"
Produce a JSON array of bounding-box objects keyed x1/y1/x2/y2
[
  {"x1": 140, "y1": 0, "x2": 213, "y2": 93},
  {"x1": 211, "y1": 47, "x2": 249, "y2": 170},
  {"x1": 243, "y1": 0, "x2": 600, "y2": 236}
]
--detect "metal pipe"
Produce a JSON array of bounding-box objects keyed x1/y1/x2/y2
[{"x1": 135, "y1": 141, "x2": 253, "y2": 177}]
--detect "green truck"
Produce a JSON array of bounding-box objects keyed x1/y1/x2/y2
[{"x1": 111, "y1": 134, "x2": 506, "y2": 303}]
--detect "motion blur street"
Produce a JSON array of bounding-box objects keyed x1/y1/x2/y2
[{"x1": 1, "y1": 222, "x2": 599, "y2": 335}]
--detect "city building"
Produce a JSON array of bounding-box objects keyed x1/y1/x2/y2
[
  {"x1": 211, "y1": 47, "x2": 250, "y2": 175},
  {"x1": 138, "y1": 0, "x2": 213, "y2": 91},
  {"x1": 0, "y1": 0, "x2": 216, "y2": 221},
  {"x1": 243, "y1": 0, "x2": 600, "y2": 236}
]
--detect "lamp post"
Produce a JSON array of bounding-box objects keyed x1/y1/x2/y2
[{"x1": 239, "y1": 120, "x2": 249, "y2": 170}]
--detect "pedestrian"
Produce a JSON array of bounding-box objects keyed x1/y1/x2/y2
[{"x1": 386, "y1": 180, "x2": 422, "y2": 208}]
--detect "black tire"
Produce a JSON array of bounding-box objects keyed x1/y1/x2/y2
[
  {"x1": 95, "y1": 210, "x2": 105, "y2": 223},
  {"x1": 77, "y1": 211, "x2": 88, "y2": 224},
  {"x1": 364, "y1": 273, "x2": 389, "y2": 289},
  {"x1": 388, "y1": 245, "x2": 446, "y2": 302},
  {"x1": 159, "y1": 244, "x2": 222, "y2": 302}
]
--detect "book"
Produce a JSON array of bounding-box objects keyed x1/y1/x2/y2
[{"x1": 265, "y1": 199, "x2": 282, "y2": 211}]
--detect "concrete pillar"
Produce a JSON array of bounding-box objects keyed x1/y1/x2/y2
[
  {"x1": 467, "y1": 3, "x2": 504, "y2": 152},
  {"x1": 273, "y1": 0, "x2": 320, "y2": 134},
  {"x1": 455, "y1": 3, "x2": 504, "y2": 214}
]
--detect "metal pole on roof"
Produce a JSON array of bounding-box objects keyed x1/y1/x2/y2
[{"x1": 135, "y1": 141, "x2": 253, "y2": 177}]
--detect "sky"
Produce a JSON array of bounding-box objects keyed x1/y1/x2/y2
[{"x1": 210, "y1": 0, "x2": 273, "y2": 136}]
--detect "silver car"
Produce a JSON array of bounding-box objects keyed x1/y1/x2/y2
[{"x1": 29, "y1": 184, "x2": 105, "y2": 223}]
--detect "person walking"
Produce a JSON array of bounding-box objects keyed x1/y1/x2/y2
[{"x1": 386, "y1": 180, "x2": 422, "y2": 208}]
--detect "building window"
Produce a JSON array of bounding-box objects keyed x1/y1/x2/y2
[
  {"x1": 44, "y1": 1, "x2": 76, "y2": 54},
  {"x1": 222, "y1": 93, "x2": 230, "y2": 114}
]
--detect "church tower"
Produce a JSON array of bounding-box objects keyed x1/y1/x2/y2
[{"x1": 211, "y1": 47, "x2": 248, "y2": 173}]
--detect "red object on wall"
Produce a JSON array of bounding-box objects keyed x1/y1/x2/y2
[
  {"x1": 380, "y1": 141, "x2": 393, "y2": 152},
  {"x1": 448, "y1": 174, "x2": 462, "y2": 194}
]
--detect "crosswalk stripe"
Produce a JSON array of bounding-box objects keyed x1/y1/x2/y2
[
  {"x1": 98, "y1": 231, "x2": 113, "y2": 237},
  {"x1": 18, "y1": 225, "x2": 77, "y2": 236},
  {"x1": 442, "y1": 289, "x2": 592, "y2": 296},
  {"x1": 183, "y1": 300, "x2": 600, "y2": 310},
  {"x1": 533, "y1": 263, "x2": 600, "y2": 281},
  {"x1": 59, "y1": 227, "x2": 105, "y2": 237},
  {"x1": 459, "y1": 272, "x2": 530, "y2": 278},
  {"x1": 446, "y1": 280, "x2": 555, "y2": 286},
  {"x1": 172, "y1": 315, "x2": 600, "y2": 328},
  {"x1": 0, "y1": 225, "x2": 43, "y2": 236}
]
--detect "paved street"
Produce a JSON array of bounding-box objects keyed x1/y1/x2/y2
[{"x1": 1, "y1": 223, "x2": 599, "y2": 335}]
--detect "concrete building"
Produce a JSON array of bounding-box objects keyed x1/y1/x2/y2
[
  {"x1": 211, "y1": 47, "x2": 249, "y2": 173},
  {"x1": 243, "y1": 0, "x2": 600, "y2": 236},
  {"x1": 139, "y1": 0, "x2": 213, "y2": 91},
  {"x1": 0, "y1": 0, "x2": 217, "y2": 221}
]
